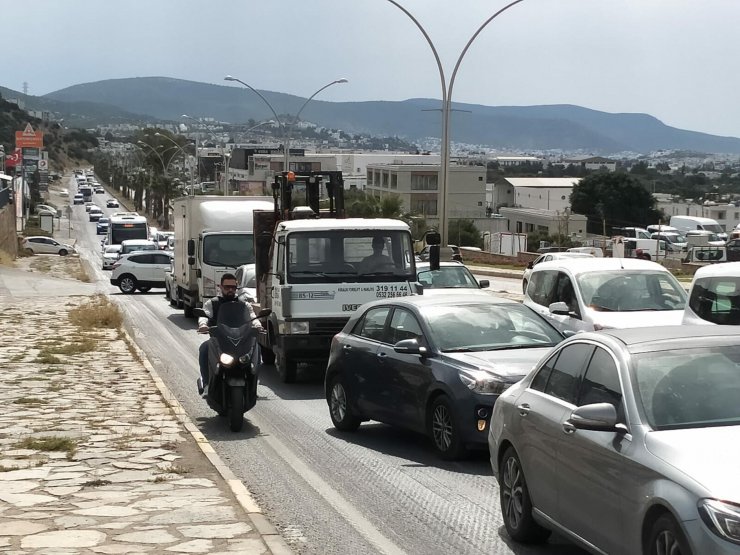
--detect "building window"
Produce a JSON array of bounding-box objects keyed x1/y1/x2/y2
[
  {"x1": 478, "y1": 176, "x2": 483, "y2": 181},
  {"x1": 718, "y1": 211, "x2": 726, "y2": 219},
  {"x1": 367, "y1": 170, "x2": 373, "y2": 185},
  {"x1": 391, "y1": 174, "x2": 398, "y2": 190},
  {"x1": 382, "y1": 172, "x2": 389, "y2": 188},
  {"x1": 410, "y1": 199, "x2": 437, "y2": 216},
  {"x1": 410, "y1": 174, "x2": 438, "y2": 190}
]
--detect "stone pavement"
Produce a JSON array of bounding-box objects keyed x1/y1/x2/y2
[{"x1": 0, "y1": 267, "x2": 290, "y2": 554}]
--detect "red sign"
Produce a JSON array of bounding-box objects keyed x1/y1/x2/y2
[
  {"x1": 15, "y1": 123, "x2": 43, "y2": 149},
  {"x1": 5, "y1": 148, "x2": 22, "y2": 168}
]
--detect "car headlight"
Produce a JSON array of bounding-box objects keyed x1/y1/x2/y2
[
  {"x1": 458, "y1": 368, "x2": 511, "y2": 395},
  {"x1": 219, "y1": 353, "x2": 235, "y2": 368},
  {"x1": 287, "y1": 321, "x2": 309, "y2": 335},
  {"x1": 700, "y1": 499, "x2": 740, "y2": 545}
]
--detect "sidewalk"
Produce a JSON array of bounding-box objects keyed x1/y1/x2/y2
[{"x1": 0, "y1": 266, "x2": 290, "y2": 554}]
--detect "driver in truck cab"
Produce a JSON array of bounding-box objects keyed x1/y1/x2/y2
[{"x1": 358, "y1": 236, "x2": 393, "y2": 273}]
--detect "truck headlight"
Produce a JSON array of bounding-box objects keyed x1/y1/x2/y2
[
  {"x1": 458, "y1": 368, "x2": 511, "y2": 395},
  {"x1": 203, "y1": 276, "x2": 216, "y2": 296},
  {"x1": 699, "y1": 499, "x2": 740, "y2": 544},
  {"x1": 287, "y1": 321, "x2": 309, "y2": 334},
  {"x1": 219, "y1": 353, "x2": 235, "y2": 368}
]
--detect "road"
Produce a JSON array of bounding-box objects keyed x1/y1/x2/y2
[{"x1": 64, "y1": 175, "x2": 585, "y2": 555}]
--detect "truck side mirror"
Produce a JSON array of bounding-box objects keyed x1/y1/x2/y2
[
  {"x1": 188, "y1": 257, "x2": 195, "y2": 266},
  {"x1": 187, "y1": 239, "x2": 195, "y2": 257},
  {"x1": 429, "y1": 245, "x2": 440, "y2": 271}
]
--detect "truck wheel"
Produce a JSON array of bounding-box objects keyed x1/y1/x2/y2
[
  {"x1": 276, "y1": 352, "x2": 297, "y2": 383},
  {"x1": 260, "y1": 344, "x2": 275, "y2": 365}
]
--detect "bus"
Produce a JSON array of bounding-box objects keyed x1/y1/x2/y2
[
  {"x1": 79, "y1": 185, "x2": 93, "y2": 202},
  {"x1": 107, "y1": 213, "x2": 149, "y2": 246}
]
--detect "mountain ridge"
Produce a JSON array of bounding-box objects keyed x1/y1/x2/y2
[{"x1": 3, "y1": 76, "x2": 738, "y2": 154}]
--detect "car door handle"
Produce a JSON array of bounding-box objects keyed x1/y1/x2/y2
[
  {"x1": 562, "y1": 421, "x2": 576, "y2": 434},
  {"x1": 376, "y1": 351, "x2": 388, "y2": 362},
  {"x1": 516, "y1": 403, "x2": 530, "y2": 416},
  {"x1": 342, "y1": 345, "x2": 352, "y2": 351}
]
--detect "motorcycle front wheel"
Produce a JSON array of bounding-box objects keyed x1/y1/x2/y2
[{"x1": 229, "y1": 386, "x2": 245, "y2": 432}]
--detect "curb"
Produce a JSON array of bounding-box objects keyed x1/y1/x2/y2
[{"x1": 118, "y1": 319, "x2": 293, "y2": 555}]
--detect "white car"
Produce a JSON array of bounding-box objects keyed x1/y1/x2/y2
[
  {"x1": 110, "y1": 251, "x2": 172, "y2": 294},
  {"x1": 415, "y1": 261, "x2": 489, "y2": 295},
  {"x1": 235, "y1": 263, "x2": 257, "y2": 303},
  {"x1": 22, "y1": 236, "x2": 76, "y2": 256},
  {"x1": 35, "y1": 204, "x2": 58, "y2": 215},
  {"x1": 523, "y1": 257, "x2": 687, "y2": 334},
  {"x1": 522, "y1": 252, "x2": 593, "y2": 293},
  {"x1": 102, "y1": 245, "x2": 122, "y2": 270},
  {"x1": 683, "y1": 262, "x2": 740, "y2": 325}
]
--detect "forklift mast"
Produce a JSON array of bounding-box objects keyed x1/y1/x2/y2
[{"x1": 271, "y1": 170, "x2": 345, "y2": 221}]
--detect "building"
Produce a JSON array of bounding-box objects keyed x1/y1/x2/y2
[
  {"x1": 493, "y1": 155, "x2": 542, "y2": 167},
  {"x1": 498, "y1": 206, "x2": 587, "y2": 238},
  {"x1": 487, "y1": 177, "x2": 580, "y2": 213},
  {"x1": 365, "y1": 163, "x2": 487, "y2": 227},
  {"x1": 562, "y1": 156, "x2": 617, "y2": 172}
]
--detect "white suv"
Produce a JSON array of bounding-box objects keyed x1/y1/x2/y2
[
  {"x1": 523, "y1": 257, "x2": 687, "y2": 333},
  {"x1": 110, "y1": 252, "x2": 172, "y2": 294}
]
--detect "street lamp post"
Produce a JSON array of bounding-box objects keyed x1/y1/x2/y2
[
  {"x1": 386, "y1": 0, "x2": 525, "y2": 246},
  {"x1": 153, "y1": 132, "x2": 195, "y2": 195},
  {"x1": 181, "y1": 114, "x2": 202, "y2": 189},
  {"x1": 224, "y1": 75, "x2": 348, "y2": 173}
]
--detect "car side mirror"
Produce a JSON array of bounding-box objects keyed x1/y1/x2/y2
[
  {"x1": 393, "y1": 338, "x2": 428, "y2": 357},
  {"x1": 567, "y1": 403, "x2": 622, "y2": 432},
  {"x1": 548, "y1": 301, "x2": 571, "y2": 316},
  {"x1": 193, "y1": 308, "x2": 206, "y2": 318},
  {"x1": 478, "y1": 279, "x2": 489, "y2": 288}
]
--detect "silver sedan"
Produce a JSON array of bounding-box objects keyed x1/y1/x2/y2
[{"x1": 489, "y1": 326, "x2": 740, "y2": 555}]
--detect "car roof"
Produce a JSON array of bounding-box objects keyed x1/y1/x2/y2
[
  {"x1": 121, "y1": 239, "x2": 156, "y2": 245},
  {"x1": 691, "y1": 261, "x2": 740, "y2": 279},
  {"x1": 538, "y1": 252, "x2": 593, "y2": 260},
  {"x1": 362, "y1": 293, "x2": 517, "y2": 311},
  {"x1": 532, "y1": 257, "x2": 667, "y2": 274},
  {"x1": 581, "y1": 325, "x2": 740, "y2": 350}
]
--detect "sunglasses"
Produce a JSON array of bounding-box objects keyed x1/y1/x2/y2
[{"x1": 221, "y1": 284, "x2": 238, "y2": 290}]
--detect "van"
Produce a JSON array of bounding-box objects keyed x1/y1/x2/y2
[{"x1": 669, "y1": 215, "x2": 727, "y2": 241}]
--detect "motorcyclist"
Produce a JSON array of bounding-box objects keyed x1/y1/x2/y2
[{"x1": 197, "y1": 273, "x2": 262, "y2": 397}]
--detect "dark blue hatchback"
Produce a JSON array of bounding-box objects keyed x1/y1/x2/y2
[{"x1": 325, "y1": 294, "x2": 564, "y2": 459}]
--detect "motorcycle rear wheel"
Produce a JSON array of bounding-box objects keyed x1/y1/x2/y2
[{"x1": 229, "y1": 386, "x2": 244, "y2": 432}]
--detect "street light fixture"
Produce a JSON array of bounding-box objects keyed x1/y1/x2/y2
[
  {"x1": 224, "y1": 75, "x2": 348, "y2": 173},
  {"x1": 386, "y1": 0, "x2": 525, "y2": 246},
  {"x1": 154, "y1": 132, "x2": 196, "y2": 195}
]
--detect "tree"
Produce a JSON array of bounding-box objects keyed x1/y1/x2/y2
[
  {"x1": 448, "y1": 219, "x2": 483, "y2": 248},
  {"x1": 570, "y1": 172, "x2": 662, "y2": 235}
]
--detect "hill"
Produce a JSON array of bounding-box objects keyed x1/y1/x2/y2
[{"x1": 11, "y1": 76, "x2": 740, "y2": 154}]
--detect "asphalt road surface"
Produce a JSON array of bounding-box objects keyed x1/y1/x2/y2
[{"x1": 65, "y1": 176, "x2": 586, "y2": 555}]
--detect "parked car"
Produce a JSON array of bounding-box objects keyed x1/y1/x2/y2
[
  {"x1": 650, "y1": 231, "x2": 687, "y2": 252},
  {"x1": 88, "y1": 206, "x2": 104, "y2": 222},
  {"x1": 110, "y1": 251, "x2": 172, "y2": 294},
  {"x1": 34, "y1": 204, "x2": 58, "y2": 215},
  {"x1": 683, "y1": 262, "x2": 740, "y2": 325},
  {"x1": 21, "y1": 236, "x2": 76, "y2": 256},
  {"x1": 726, "y1": 238, "x2": 740, "y2": 262},
  {"x1": 417, "y1": 244, "x2": 463, "y2": 263},
  {"x1": 670, "y1": 215, "x2": 727, "y2": 241},
  {"x1": 416, "y1": 261, "x2": 489, "y2": 293},
  {"x1": 119, "y1": 239, "x2": 158, "y2": 257},
  {"x1": 106, "y1": 199, "x2": 120, "y2": 208},
  {"x1": 102, "y1": 245, "x2": 122, "y2": 270},
  {"x1": 489, "y1": 325, "x2": 740, "y2": 555},
  {"x1": 96, "y1": 217, "x2": 110, "y2": 235},
  {"x1": 235, "y1": 263, "x2": 257, "y2": 303},
  {"x1": 523, "y1": 257, "x2": 687, "y2": 333},
  {"x1": 685, "y1": 229, "x2": 726, "y2": 247},
  {"x1": 522, "y1": 252, "x2": 593, "y2": 293},
  {"x1": 325, "y1": 295, "x2": 564, "y2": 459},
  {"x1": 73, "y1": 194, "x2": 84, "y2": 205}
]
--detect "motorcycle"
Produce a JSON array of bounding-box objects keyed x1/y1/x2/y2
[{"x1": 194, "y1": 304, "x2": 271, "y2": 432}]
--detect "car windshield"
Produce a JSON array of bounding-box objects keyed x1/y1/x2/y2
[
  {"x1": 417, "y1": 266, "x2": 478, "y2": 288},
  {"x1": 704, "y1": 224, "x2": 724, "y2": 234},
  {"x1": 634, "y1": 346, "x2": 740, "y2": 430},
  {"x1": 203, "y1": 233, "x2": 254, "y2": 267},
  {"x1": 576, "y1": 270, "x2": 686, "y2": 312},
  {"x1": 424, "y1": 303, "x2": 562, "y2": 352}
]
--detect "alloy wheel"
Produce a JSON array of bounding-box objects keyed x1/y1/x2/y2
[
  {"x1": 120, "y1": 277, "x2": 136, "y2": 294},
  {"x1": 502, "y1": 456, "x2": 524, "y2": 530},
  {"x1": 330, "y1": 382, "x2": 347, "y2": 423},
  {"x1": 432, "y1": 404, "x2": 453, "y2": 451},
  {"x1": 654, "y1": 530, "x2": 682, "y2": 555}
]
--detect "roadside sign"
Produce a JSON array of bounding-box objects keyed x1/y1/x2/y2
[
  {"x1": 38, "y1": 159, "x2": 48, "y2": 170},
  {"x1": 15, "y1": 124, "x2": 44, "y2": 149}
]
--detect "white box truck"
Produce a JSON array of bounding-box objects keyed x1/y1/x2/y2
[{"x1": 172, "y1": 196, "x2": 274, "y2": 317}]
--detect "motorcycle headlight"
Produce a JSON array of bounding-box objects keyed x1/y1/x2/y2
[
  {"x1": 699, "y1": 499, "x2": 740, "y2": 544},
  {"x1": 458, "y1": 368, "x2": 511, "y2": 395},
  {"x1": 287, "y1": 321, "x2": 309, "y2": 335},
  {"x1": 219, "y1": 353, "x2": 235, "y2": 368}
]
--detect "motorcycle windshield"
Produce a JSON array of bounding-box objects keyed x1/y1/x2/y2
[{"x1": 215, "y1": 302, "x2": 254, "y2": 356}]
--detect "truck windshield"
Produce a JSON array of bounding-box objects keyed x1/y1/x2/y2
[
  {"x1": 287, "y1": 230, "x2": 415, "y2": 283},
  {"x1": 203, "y1": 234, "x2": 254, "y2": 268}
]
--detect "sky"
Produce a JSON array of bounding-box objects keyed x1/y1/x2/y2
[{"x1": 5, "y1": 0, "x2": 740, "y2": 138}]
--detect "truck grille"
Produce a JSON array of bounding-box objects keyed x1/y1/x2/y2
[{"x1": 310, "y1": 318, "x2": 349, "y2": 335}]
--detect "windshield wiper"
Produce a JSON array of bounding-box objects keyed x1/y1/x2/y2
[
  {"x1": 208, "y1": 261, "x2": 237, "y2": 268},
  {"x1": 442, "y1": 347, "x2": 476, "y2": 353},
  {"x1": 290, "y1": 270, "x2": 330, "y2": 278},
  {"x1": 588, "y1": 304, "x2": 615, "y2": 312}
]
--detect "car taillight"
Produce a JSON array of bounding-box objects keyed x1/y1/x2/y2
[{"x1": 111, "y1": 262, "x2": 121, "y2": 269}]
